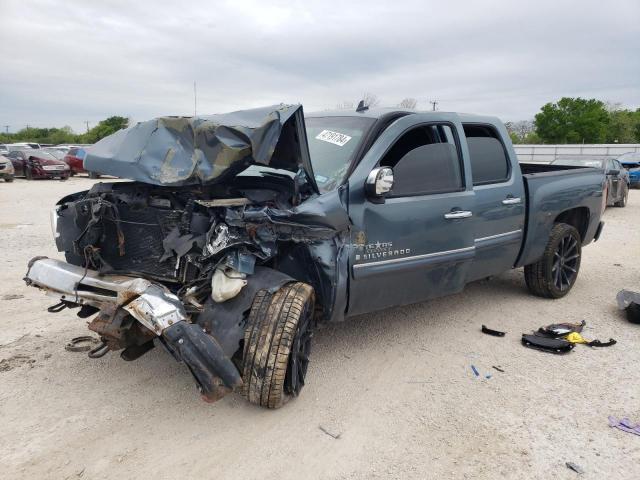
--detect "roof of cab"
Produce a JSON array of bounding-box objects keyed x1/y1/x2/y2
[{"x1": 305, "y1": 108, "x2": 502, "y2": 126}]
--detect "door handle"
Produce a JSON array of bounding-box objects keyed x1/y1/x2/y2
[
  {"x1": 444, "y1": 210, "x2": 472, "y2": 219},
  {"x1": 502, "y1": 197, "x2": 522, "y2": 205}
]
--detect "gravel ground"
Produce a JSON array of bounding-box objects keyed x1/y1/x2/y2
[{"x1": 1, "y1": 177, "x2": 639, "y2": 479}]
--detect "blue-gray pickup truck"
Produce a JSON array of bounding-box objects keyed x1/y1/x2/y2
[{"x1": 25, "y1": 104, "x2": 605, "y2": 408}]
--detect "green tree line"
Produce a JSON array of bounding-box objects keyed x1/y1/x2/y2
[
  {"x1": 0, "y1": 116, "x2": 129, "y2": 145},
  {"x1": 507, "y1": 98, "x2": 640, "y2": 144}
]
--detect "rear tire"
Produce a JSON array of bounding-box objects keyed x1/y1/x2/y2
[
  {"x1": 615, "y1": 184, "x2": 628, "y2": 207},
  {"x1": 524, "y1": 223, "x2": 582, "y2": 299},
  {"x1": 5, "y1": 176, "x2": 13, "y2": 182},
  {"x1": 241, "y1": 282, "x2": 314, "y2": 409},
  {"x1": 25, "y1": 168, "x2": 33, "y2": 180}
]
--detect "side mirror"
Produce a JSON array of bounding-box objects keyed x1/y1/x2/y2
[
  {"x1": 606, "y1": 169, "x2": 620, "y2": 176},
  {"x1": 365, "y1": 167, "x2": 394, "y2": 200}
]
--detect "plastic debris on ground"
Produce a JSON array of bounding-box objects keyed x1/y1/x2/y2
[
  {"x1": 522, "y1": 320, "x2": 615, "y2": 354},
  {"x1": 481, "y1": 325, "x2": 506, "y2": 337},
  {"x1": 609, "y1": 416, "x2": 640, "y2": 436},
  {"x1": 616, "y1": 289, "x2": 640, "y2": 324}
]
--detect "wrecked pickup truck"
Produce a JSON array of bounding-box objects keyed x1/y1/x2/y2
[{"x1": 25, "y1": 104, "x2": 606, "y2": 408}]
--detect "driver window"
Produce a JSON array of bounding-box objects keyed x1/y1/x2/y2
[{"x1": 380, "y1": 124, "x2": 463, "y2": 196}]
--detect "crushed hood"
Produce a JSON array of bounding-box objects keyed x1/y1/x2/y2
[{"x1": 84, "y1": 104, "x2": 318, "y2": 192}]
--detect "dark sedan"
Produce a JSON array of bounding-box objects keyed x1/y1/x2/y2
[
  {"x1": 6, "y1": 149, "x2": 70, "y2": 180},
  {"x1": 551, "y1": 156, "x2": 629, "y2": 208}
]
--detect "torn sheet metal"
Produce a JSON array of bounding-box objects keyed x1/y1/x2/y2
[{"x1": 84, "y1": 104, "x2": 318, "y2": 192}]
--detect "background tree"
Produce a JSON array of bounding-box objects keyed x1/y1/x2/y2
[
  {"x1": 505, "y1": 120, "x2": 534, "y2": 143},
  {"x1": 534, "y1": 97, "x2": 609, "y2": 143},
  {"x1": 605, "y1": 104, "x2": 640, "y2": 143},
  {"x1": 82, "y1": 116, "x2": 129, "y2": 143},
  {"x1": 398, "y1": 97, "x2": 417, "y2": 109}
]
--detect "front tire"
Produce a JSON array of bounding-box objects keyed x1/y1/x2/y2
[
  {"x1": 242, "y1": 282, "x2": 314, "y2": 409},
  {"x1": 524, "y1": 223, "x2": 582, "y2": 299}
]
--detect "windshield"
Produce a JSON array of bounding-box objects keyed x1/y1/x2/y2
[
  {"x1": 305, "y1": 116, "x2": 375, "y2": 192},
  {"x1": 552, "y1": 158, "x2": 605, "y2": 168},
  {"x1": 28, "y1": 151, "x2": 58, "y2": 161}
]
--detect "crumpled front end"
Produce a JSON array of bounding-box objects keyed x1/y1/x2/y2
[{"x1": 25, "y1": 170, "x2": 349, "y2": 402}]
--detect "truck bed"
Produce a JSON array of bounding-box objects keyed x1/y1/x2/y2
[{"x1": 516, "y1": 163, "x2": 605, "y2": 267}]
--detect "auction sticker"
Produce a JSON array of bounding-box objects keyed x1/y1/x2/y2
[{"x1": 315, "y1": 130, "x2": 352, "y2": 146}]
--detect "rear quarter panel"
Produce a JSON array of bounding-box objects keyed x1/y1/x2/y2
[{"x1": 516, "y1": 168, "x2": 605, "y2": 267}]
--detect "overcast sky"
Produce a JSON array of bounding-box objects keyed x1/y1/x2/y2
[{"x1": 1, "y1": 0, "x2": 638, "y2": 133}]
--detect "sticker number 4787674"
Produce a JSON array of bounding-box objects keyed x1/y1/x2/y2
[{"x1": 315, "y1": 130, "x2": 352, "y2": 147}]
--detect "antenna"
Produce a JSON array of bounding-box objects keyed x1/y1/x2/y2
[
  {"x1": 356, "y1": 100, "x2": 369, "y2": 113},
  {"x1": 194, "y1": 81, "x2": 197, "y2": 117},
  {"x1": 85, "y1": 120, "x2": 90, "y2": 133},
  {"x1": 429, "y1": 100, "x2": 438, "y2": 111}
]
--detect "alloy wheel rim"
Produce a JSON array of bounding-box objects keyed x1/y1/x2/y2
[
  {"x1": 552, "y1": 234, "x2": 579, "y2": 291},
  {"x1": 284, "y1": 302, "x2": 313, "y2": 397}
]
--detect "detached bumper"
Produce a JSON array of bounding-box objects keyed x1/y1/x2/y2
[{"x1": 25, "y1": 257, "x2": 242, "y2": 401}]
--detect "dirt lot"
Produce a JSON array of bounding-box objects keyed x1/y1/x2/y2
[{"x1": 1, "y1": 177, "x2": 639, "y2": 479}]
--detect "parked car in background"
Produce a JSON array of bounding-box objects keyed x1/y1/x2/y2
[
  {"x1": 43, "y1": 147, "x2": 66, "y2": 160},
  {"x1": 6, "y1": 149, "x2": 70, "y2": 180},
  {"x1": 0, "y1": 154, "x2": 15, "y2": 182},
  {"x1": 0, "y1": 144, "x2": 9, "y2": 155},
  {"x1": 551, "y1": 156, "x2": 629, "y2": 207},
  {"x1": 617, "y1": 152, "x2": 640, "y2": 188},
  {"x1": 63, "y1": 147, "x2": 87, "y2": 175},
  {"x1": 64, "y1": 147, "x2": 100, "y2": 178},
  {"x1": 8, "y1": 142, "x2": 41, "y2": 150}
]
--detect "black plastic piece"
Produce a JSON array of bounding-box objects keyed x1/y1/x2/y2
[
  {"x1": 521, "y1": 334, "x2": 575, "y2": 354},
  {"x1": 482, "y1": 325, "x2": 506, "y2": 337},
  {"x1": 162, "y1": 321, "x2": 243, "y2": 400},
  {"x1": 587, "y1": 338, "x2": 617, "y2": 348}
]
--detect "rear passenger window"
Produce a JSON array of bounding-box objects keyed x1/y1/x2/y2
[
  {"x1": 380, "y1": 123, "x2": 464, "y2": 196},
  {"x1": 463, "y1": 124, "x2": 510, "y2": 185}
]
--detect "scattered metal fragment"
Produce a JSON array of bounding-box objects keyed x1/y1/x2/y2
[
  {"x1": 492, "y1": 366, "x2": 505, "y2": 373},
  {"x1": 319, "y1": 425, "x2": 341, "y2": 439},
  {"x1": 481, "y1": 325, "x2": 506, "y2": 337},
  {"x1": 65, "y1": 336, "x2": 100, "y2": 352},
  {"x1": 565, "y1": 462, "x2": 585, "y2": 474},
  {"x1": 470, "y1": 365, "x2": 480, "y2": 377}
]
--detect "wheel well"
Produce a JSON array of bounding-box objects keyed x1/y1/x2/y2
[{"x1": 554, "y1": 207, "x2": 589, "y2": 240}]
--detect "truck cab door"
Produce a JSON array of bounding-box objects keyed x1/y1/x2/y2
[
  {"x1": 461, "y1": 123, "x2": 526, "y2": 282},
  {"x1": 346, "y1": 114, "x2": 475, "y2": 317},
  {"x1": 606, "y1": 159, "x2": 620, "y2": 200}
]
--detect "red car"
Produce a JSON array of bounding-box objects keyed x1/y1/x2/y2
[
  {"x1": 7, "y1": 149, "x2": 70, "y2": 180},
  {"x1": 64, "y1": 147, "x2": 99, "y2": 177}
]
